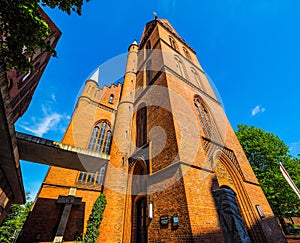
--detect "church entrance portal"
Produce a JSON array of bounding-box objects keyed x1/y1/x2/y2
[{"x1": 213, "y1": 187, "x2": 252, "y2": 243}]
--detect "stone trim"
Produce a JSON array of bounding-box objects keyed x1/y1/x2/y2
[{"x1": 78, "y1": 96, "x2": 117, "y2": 113}]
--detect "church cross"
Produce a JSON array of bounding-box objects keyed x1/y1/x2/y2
[{"x1": 53, "y1": 195, "x2": 82, "y2": 243}]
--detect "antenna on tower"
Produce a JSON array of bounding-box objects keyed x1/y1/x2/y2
[{"x1": 153, "y1": 12, "x2": 158, "y2": 19}]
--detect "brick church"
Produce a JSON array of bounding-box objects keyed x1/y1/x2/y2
[{"x1": 18, "y1": 17, "x2": 286, "y2": 242}]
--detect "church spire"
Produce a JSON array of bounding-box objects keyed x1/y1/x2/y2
[{"x1": 89, "y1": 67, "x2": 100, "y2": 83}]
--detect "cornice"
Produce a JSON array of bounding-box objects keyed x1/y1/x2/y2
[{"x1": 78, "y1": 96, "x2": 117, "y2": 113}]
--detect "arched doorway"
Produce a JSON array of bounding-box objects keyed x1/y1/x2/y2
[
  {"x1": 213, "y1": 186, "x2": 251, "y2": 243},
  {"x1": 131, "y1": 160, "x2": 148, "y2": 243},
  {"x1": 211, "y1": 151, "x2": 267, "y2": 242},
  {"x1": 135, "y1": 196, "x2": 147, "y2": 243}
]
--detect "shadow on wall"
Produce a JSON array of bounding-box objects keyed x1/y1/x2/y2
[{"x1": 17, "y1": 197, "x2": 85, "y2": 243}]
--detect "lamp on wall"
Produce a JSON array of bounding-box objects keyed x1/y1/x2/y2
[{"x1": 148, "y1": 201, "x2": 153, "y2": 219}]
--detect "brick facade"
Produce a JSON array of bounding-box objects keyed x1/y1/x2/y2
[{"x1": 19, "y1": 18, "x2": 286, "y2": 242}]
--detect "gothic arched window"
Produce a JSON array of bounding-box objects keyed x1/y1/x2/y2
[
  {"x1": 146, "y1": 60, "x2": 152, "y2": 85},
  {"x1": 88, "y1": 121, "x2": 112, "y2": 154},
  {"x1": 78, "y1": 121, "x2": 111, "y2": 185},
  {"x1": 136, "y1": 104, "x2": 147, "y2": 147},
  {"x1": 175, "y1": 56, "x2": 186, "y2": 79},
  {"x1": 195, "y1": 98, "x2": 216, "y2": 139}
]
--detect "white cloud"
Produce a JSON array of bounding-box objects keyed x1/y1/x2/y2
[
  {"x1": 251, "y1": 105, "x2": 266, "y2": 116},
  {"x1": 19, "y1": 105, "x2": 69, "y2": 137},
  {"x1": 51, "y1": 93, "x2": 56, "y2": 102}
]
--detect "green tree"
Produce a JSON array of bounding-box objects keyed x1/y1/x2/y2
[
  {"x1": 83, "y1": 194, "x2": 107, "y2": 243},
  {"x1": 235, "y1": 125, "x2": 300, "y2": 222},
  {"x1": 0, "y1": 193, "x2": 33, "y2": 243},
  {"x1": 0, "y1": 0, "x2": 90, "y2": 72}
]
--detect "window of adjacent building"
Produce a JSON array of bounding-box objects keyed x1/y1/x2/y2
[
  {"x1": 195, "y1": 98, "x2": 216, "y2": 139},
  {"x1": 109, "y1": 94, "x2": 114, "y2": 104},
  {"x1": 136, "y1": 104, "x2": 147, "y2": 147},
  {"x1": 146, "y1": 60, "x2": 152, "y2": 85},
  {"x1": 21, "y1": 71, "x2": 31, "y2": 82},
  {"x1": 175, "y1": 56, "x2": 186, "y2": 79},
  {"x1": 146, "y1": 40, "x2": 151, "y2": 57},
  {"x1": 169, "y1": 36, "x2": 178, "y2": 50},
  {"x1": 191, "y1": 68, "x2": 203, "y2": 90}
]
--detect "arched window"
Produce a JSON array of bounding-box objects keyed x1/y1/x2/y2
[
  {"x1": 146, "y1": 40, "x2": 151, "y2": 57},
  {"x1": 136, "y1": 104, "x2": 147, "y2": 147},
  {"x1": 109, "y1": 94, "x2": 114, "y2": 103},
  {"x1": 182, "y1": 47, "x2": 191, "y2": 59},
  {"x1": 78, "y1": 121, "x2": 111, "y2": 185},
  {"x1": 146, "y1": 60, "x2": 152, "y2": 85},
  {"x1": 195, "y1": 98, "x2": 216, "y2": 139},
  {"x1": 191, "y1": 68, "x2": 203, "y2": 89},
  {"x1": 88, "y1": 121, "x2": 112, "y2": 154},
  {"x1": 175, "y1": 56, "x2": 186, "y2": 79},
  {"x1": 169, "y1": 36, "x2": 178, "y2": 50}
]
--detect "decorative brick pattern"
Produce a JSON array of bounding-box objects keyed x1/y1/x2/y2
[{"x1": 20, "y1": 18, "x2": 286, "y2": 243}]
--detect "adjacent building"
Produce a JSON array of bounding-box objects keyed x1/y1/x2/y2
[
  {"x1": 19, "y1": 17, "x2": 285, "y2": 242},
  {"x1": 6, "y1": 7, "x2": 61, "y2": 123},
  {"x1": 0, "y1": 7, "x2": 61, "y2": 223}
]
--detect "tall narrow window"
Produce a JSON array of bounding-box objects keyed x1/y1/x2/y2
[
  {"x1": 103, "y1": 130, "x2": 112, "y2": 154},
  {"x1": 175, "y1": 57, "x2": 186, "y2": 79},
  {"x1": 146, "y1": 40, "x2": 151, "y2": 57},
  {"x1": 146, "y1": 60, "x2": 152, "y2": 85},
  {"x1": 169, "y1": 36, "x2": 177, "y2": 50},
  {"x1": 109, "y1": 94, "x2": 114, "y2": 103},
  {"x1": 136, "y1": 104, "x2": 147, "y2": 147},
  {"x1": 195, "y1": 98, "x2": 216, "y2": 139}
]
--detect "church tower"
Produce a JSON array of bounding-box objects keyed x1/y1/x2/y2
[{"x1": 19, "y1": 17, "x2": 286, "y2": 243}]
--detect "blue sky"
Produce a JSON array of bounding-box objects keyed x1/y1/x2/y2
[{"x1": 15, "y1": 0, "x2": 300, "y2": 199}]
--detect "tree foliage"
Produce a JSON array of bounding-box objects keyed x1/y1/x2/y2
[
  {"x1": 0, "y1": 193, "x2": 33, "y2": 243},
  {"x1": 0, "y1": 0, "x2": 90, "y2": 72},
  {"x1": 236, "y1": 124, "x2": 300, "y2": 220},
  {"x1": 83, "y1": 194, "x2": 107, "y2": 243}
]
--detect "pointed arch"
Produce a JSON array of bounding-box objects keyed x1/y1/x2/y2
[
  {"x1": 212, "y1": 150, "x2": 267, "y2": 241},
  {"x1": 88, "y1": 120, "x2": 112, "y2": 153},
  {"x1": 78, "y1": 120, "x2": 111, "y2": 185},
  {"x1": 129, "y1": 160, "x2": 148, "y2": 243},
  {"x1": 194, "y1": 95, "x2": 219, "y2": 140}
]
